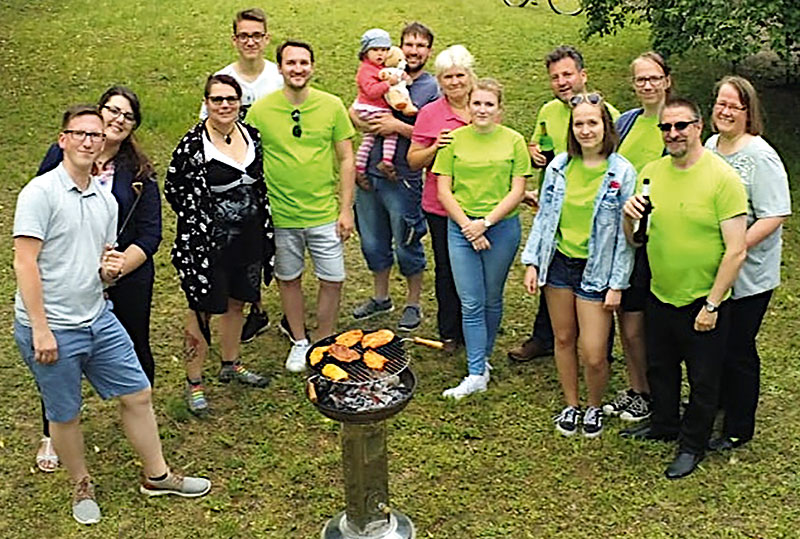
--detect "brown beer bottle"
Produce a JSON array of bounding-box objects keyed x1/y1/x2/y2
[{"x1": 632, "y1": 178, "x2": 652, "y2": 244}]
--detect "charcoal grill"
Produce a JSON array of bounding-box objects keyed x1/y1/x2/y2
[{"x1": 306, "y1": 330, "x2": 436, "y2": 539}]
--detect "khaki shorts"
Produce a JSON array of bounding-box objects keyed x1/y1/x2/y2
[{"x1": 274, "y1": 221, "x2": 346, "y2": 282}]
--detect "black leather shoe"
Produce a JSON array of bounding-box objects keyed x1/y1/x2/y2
[
  {"x1": 708, "y1": 436, "x2": 747, "y2": 452},
  {"x1": 665, "y1": 451, "x2": 703, "y2": 479},
  {"x1": 620, "y1": 423, "x2": 678, "y2": 442},
  {"x1": 507, "y1": 337, "x2": 553, "y2": 362}
]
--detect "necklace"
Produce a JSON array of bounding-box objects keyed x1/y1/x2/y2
[{"x1": 210, "y1": 122, "x2": 236, "y2": 144}]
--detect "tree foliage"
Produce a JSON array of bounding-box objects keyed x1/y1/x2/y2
[{"x1": 582, "y1": 0, "x2": 800, "y2": 75}]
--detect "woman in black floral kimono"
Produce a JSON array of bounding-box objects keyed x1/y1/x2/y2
[{"x1": 165, "y1": 74, "x2": 275, "y2": 415}]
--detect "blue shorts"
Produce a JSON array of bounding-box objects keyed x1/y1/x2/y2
[
  {"x1": 14, "y1": 302, "x2": 151, "y2": 423},
  {"x1": 545, "y1": 250, "x2": 606, "y2": 302}
]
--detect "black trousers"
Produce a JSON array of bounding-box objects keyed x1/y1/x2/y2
[
  {"x1": 40, "y1": 275, "x2": 155, "y2": 435},
  {"x1": 720, "y1": 290, "x2": 773, "y2": 442},
  {"x1": 425, "y1": 212, "x2": 463, "y2": 342},
  {"x1": 646, "y1": 295, "x2": 731, "y2": 455}
]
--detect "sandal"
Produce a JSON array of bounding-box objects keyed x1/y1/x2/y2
[{"x1": 36, "y1": 436, "x2": 59, "y2": 473}]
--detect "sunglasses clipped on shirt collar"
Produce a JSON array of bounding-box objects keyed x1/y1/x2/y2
[{"x1": 291, "y1": 109, "x2": 302, "y2": 138}]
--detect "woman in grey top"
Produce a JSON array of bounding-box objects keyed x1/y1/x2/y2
[{"x1": 705, "y1": 75, "x2": 791, "y2": 450}]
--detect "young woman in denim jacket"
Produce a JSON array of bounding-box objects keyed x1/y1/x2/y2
[{"x1": 521, "y1": 93, "x2": 636, "y2": 438}]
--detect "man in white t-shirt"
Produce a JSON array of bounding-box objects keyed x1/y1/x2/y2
[
  {"x1": 200, "y1": 8, "x2": 283, "y2": 120},
  {"x1": 202, "y1": 8, "x2": 284, "y2": 342}
]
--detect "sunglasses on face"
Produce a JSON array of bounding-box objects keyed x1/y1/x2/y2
[
  {"x1": 569, "y1": 93, "x2": 603, "y2": 107},
  {"x1": 103, "y1": 105, "x2": 136, "y2": 123},
  {"x1": 657, "y1": 119, "x2": 699, "y2": 132},
  {"x1": 207, "y1": 95, "x2": 240, "y2": 105},
  {"x1": 63, "y1": 130, "x2": 106, "y2": 144},
  {"x1": 291, "y1": 109, "x2": 302, "y2": 138}
]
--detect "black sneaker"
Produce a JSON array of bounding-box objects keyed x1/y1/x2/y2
[
  {"x1": 241, "y1": 305, "x2": 269, "y2": 343},
  {"x1": 602, "y1": 389, "x2": 635, "y2": 416},
  {"x1": 582, "y1": 406, "x2": 604, "y2": 438},
  {"x1": 397, "y1": 305, "x2": 422, "y2": 332},
  {"x1": 353, "y1": 297, "x2": 393, "y2": 320},
  {"x1": 620, "y1": 393, "x2": 651, "y2": 422},
  {"x1": 554, "y1": 406, "x2": 581, "y2": 437}
]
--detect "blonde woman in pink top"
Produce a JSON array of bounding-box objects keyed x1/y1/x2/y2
[{"x1": 407, "y1": 45, "x2": 475, "y2": 353}]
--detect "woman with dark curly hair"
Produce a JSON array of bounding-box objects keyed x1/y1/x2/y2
[{"x1": 165, "y1": 73, "x2": 275, "y2": 415}]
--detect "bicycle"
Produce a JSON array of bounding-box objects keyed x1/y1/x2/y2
[{"x1": 503, "y1": 0, "x2": 583, "y2": 16}]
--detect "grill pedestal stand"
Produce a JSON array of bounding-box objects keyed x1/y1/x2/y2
[{"x1": 322, "y1": 422, "x2": 415, "y2": 539}]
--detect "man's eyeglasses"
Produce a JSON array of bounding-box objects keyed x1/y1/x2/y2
[
  {"x1": 235, "y1": 32, "x2": 266, "y2": 43},
  {"x1": 657, "y1": 119, "x2": 699, "y2": 132},
  {"x1": 569, "y1": 93, "x2": 603, "y2": 107},
  {"x1": 103, "y1": 105, "x2": 136, "y2": 124},
  {"x1": 633, "y1": 75, "x2": 665, "y2": 88},
  {"x1": 208, "y1": 95, "x2": 240, "y2": 105},
  {"x1": 291, "y1": 109, "x2": 302, "y2": 138},
  {"x1": 713, "y1": 101, "x2": 747, "y2": 112},
  {"x1": 63, "y1": 130, "x2": 106, "y2": 144}
]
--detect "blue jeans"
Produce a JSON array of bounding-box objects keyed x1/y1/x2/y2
[
  {"x1": 355, "y1": 175, "x2": 427, "y2": 277},
  {"x1": 448, "y1": 216, "x2": 521, "y2": 375}
]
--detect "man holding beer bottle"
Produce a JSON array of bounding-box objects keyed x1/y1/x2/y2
[
  {"x1": 621, "y1": 97, "x2": 747, "y2": 479},
  {"x1": 509, "y1": 45, "x2": 620, "y2": 363}
]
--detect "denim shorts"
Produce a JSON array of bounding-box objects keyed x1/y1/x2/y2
[
  {"x1": 274, "y1": 221, "x2": 345, "y2": 282},
  {"x1": 14, "y1": 303, "x2": 150, "y2": 423},
  {"x1": 545, "y1": 249, "x2": 606, "y2": 302}
]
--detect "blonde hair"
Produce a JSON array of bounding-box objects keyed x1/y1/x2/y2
[
  {"x1": 470, "y1": 78, "x2": 504, "y2": 107},
  {"x1": 434, "y1": 44, "x2": 475, "y2": 77}
]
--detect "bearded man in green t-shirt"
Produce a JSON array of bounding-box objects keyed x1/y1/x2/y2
[
  {"x1": 621, "y1": 97, "x2": 747, "y2": 480},
  {"x1": 245, "y1": 41, "x2": 356, "y2": 373}
]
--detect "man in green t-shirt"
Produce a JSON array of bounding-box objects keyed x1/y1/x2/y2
[
  {"x1": 508, "y1": 45, "x2": 619, "y2": 363},
  {"x1": 621, "y1": 98, "x2": 747, "y2": 480},
  {"x1": 245, "y1": 41, "x2": 356, "y2": 373}
]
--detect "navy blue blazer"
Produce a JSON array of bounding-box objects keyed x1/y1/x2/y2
[{"x1": 37, "y1": 144, "x2": 162, "y2": 284}]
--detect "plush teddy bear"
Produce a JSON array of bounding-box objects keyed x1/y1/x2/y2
[{"x1": 378, "y1": 46, "x2": 418, "y2": 116}]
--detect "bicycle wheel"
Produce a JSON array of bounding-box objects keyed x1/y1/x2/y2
[
  {"x1": 503, "y1": 0, "x2": 530, "y2": 6},
  {"x1": 548, "y1": 0, "x2": 582, "y2": 15}
]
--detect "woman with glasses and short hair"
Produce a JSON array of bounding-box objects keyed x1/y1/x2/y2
[
  {"x1": 521, "y1": 93, "x2": 636, "y2": 438},
  {"x1": 35, "y1": 86, "x2": 162, "y2": 472},
  {"x1": 602, "y1": 52, "x2": 673, "y2": 424},
  {"x1": 705, "y1": 75, "x2": 791, "y2": 451},
  {"x1": 166, "y1": 74, "x2": 275, "y2": 415}
]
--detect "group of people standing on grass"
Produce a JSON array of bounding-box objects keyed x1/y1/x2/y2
[{"x1": 12, "y1": 6, "x2": 792, "y2": 526}]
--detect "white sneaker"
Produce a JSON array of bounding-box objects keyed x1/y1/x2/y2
[
  {"x1": 285, "y1": 339, "x2": 310, "y2": 372},
  {"x1": 442, "y1": 373, "x2": 488, "y2": 400}
]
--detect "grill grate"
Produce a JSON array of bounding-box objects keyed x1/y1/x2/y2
[{"x1": 307, "y1": 334, "x2": 410, "y2": 385}]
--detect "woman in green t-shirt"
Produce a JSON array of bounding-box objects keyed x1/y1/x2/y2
[
  {"x1": 604, "y1": 52, "x2": 673, "y2": 424},
  {"x1": 520, "y1": 93, "x2": 636, "y2": 437},
  {"x1": 432, "y1": 78, "x2": 530, "y2": 399}
]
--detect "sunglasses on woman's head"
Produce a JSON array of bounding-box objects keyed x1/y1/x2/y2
[{"x1": 569, "y1": 93, "x2": 603, "y2": 107}]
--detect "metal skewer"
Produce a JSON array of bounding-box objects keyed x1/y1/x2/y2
[{"x1": 113, "y1": 181, "x2": 144, "y2": 248}]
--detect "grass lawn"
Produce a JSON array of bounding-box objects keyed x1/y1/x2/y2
[{"x1": 1, "y1": 0, "x2": 799, "y2": 537}]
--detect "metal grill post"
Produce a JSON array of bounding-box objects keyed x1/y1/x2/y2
[{"x1": 340, "y1": 422, "x2": 389, "y2": 534}]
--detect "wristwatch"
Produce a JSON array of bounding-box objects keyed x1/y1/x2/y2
[
  {"x1": 704, "y1": 300, "x2": 719, "y2": 313},
  {"x1": 483, "y1": 218, "x2": 493, "y2": 228}
]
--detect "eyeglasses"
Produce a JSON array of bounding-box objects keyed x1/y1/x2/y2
[
  {"x1": 713, "y1": 101, "x2": 747, "y2": 112},
  {"x1": 103, "y1": 105, "x2": 136, "y2": 124},
  {"x1": 235, "y1": 32, "x2": 266, "y2": 43},
  {"x1": 207, "y1": 95, "x2": 240, "y2": 105},
  {"x1": 569, "y1": 93, "x2": 603, "y2": 107},
  {"x1": 633, "y1": 75, "x2": 665, "y2": 87},
  {"x1": 657, "y1": 119, "x2": 699, "y2": 132},
  {"x1": 63, "y1": 130, "x2": 106, "y2": 144},
  {"x1": 291, "y1": 109, "x2": 302, "y2": 138}
]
